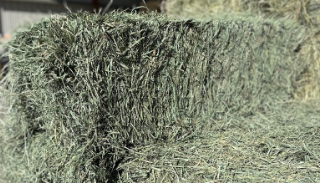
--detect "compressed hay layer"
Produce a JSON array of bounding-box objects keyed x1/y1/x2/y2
[
  {"x1": 119, "y1": 100, "x2": 320, "y2": 182},
  {"x1": 166, "y1": 0, "x2": 320, "y2": 99},
  {"x1": 0, "y1": 11, "x2": 308, "y2": 182},
  {"x1": 166, "y1": 0, "x2": 320, "y2": 26}
]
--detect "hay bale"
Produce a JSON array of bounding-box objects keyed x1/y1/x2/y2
[
  {"x1": 166, "y1": 0, "x2": 320, "y2": 99},
  {"x1": 0, "y1": 11, "x2": 308, "y2": 182},
  {"x1": 118, "y1": 100, "x2": 320, "y2": 182}
]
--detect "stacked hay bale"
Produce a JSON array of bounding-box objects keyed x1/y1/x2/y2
[
  {"x1": 166, "y1": 0, "x2": 320, "y2": 99},
  {"x1": 0, "y1": 10, "x2": 311, "y2": 182}
]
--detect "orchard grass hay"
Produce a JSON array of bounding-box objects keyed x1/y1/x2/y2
[
  {"x1": 119, "y1": 100, "x2": 320, "y2": 182},
  {"x1": 0, "y1": 11, "x2": 316, "y2": 182},
  {"x1": 166, "y1": 0, "x2": 320, "y2": 99}
]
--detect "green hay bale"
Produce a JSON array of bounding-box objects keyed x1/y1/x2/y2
[
  {"x1": 166, "y1": 0, "x2": 320, "y2": 26},
  {"x1": 166, "y1": 0, "x2": 320, "y2": 99},
  {"x1": 118, "y1": 100, "x2": 320, "y2": 182},
  {"x1": 0, "y1": 11, "x2": 309, "y2": 182}
]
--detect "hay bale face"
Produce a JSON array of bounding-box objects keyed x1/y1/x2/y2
[{"x1": 0, "y1": 11, "x2": 308, "y2": 182}]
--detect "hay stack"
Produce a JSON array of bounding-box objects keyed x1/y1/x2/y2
[
  {"x1": 166, "y1": 0, "x2": 320, "y2": 99},
  {"x1": 0, "y1": 11, "x2": 311, "y2": 182}
]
